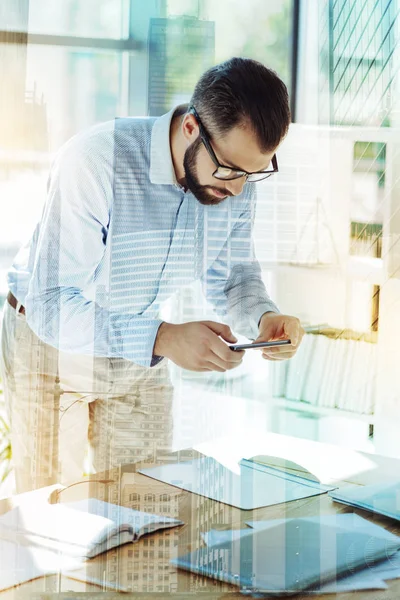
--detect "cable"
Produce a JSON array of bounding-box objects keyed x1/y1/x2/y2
[{"x1": 48, "y1": 478, "x2": 115, "y2": 504}]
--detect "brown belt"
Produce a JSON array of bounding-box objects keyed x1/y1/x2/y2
[{"x1": 7, "y1": 291, "x2": 26, "y2": 315}]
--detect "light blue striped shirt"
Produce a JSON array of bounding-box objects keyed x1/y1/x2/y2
[{"x1": 8, "y1": 105, "x2": 280, "y2": 367}]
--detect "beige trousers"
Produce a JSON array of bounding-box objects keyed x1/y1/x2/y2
[{"x1": 0, "y1": 299, "x2": 173, "y2": 494}]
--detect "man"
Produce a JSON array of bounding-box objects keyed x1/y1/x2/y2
[{"x1": 0, "y1": 57, "x2": 304, "y2": 493}]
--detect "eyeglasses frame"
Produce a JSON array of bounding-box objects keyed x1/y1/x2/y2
[{"x1": 188, "y1": 105, "x2": 279, "y2": 182}]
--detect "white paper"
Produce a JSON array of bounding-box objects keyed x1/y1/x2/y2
[
  {"x1": 0, "y1": 538, "x2": 82, "y2": 591},
  {"x1": 139, "y1": 456, "x2": 334, "y2": 510}
]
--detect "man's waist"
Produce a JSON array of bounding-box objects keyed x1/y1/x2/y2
[{"x1": 7, "y1": 291, "x2": 25, "y2": 315}]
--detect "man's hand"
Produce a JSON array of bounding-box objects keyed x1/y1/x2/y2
[
  {"x1": 254, "y1": 312, "x2": 305, "y2": 361},
  {"x1": 154, "y1": 321, "x2": 245, "y2": 372}
]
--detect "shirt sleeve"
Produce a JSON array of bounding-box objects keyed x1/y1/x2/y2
[
  {"x1": 24, "y1": 132, "x2": 163, "y2": 368},
  {"x1": 201, "y1": 185, "x2": 280, "y2": 340}
]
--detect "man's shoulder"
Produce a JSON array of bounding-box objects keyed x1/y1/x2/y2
[
  {"x1": 113, "y1": 115, "x2": 157, "y2": 155},
  {"x1": 54, "y1": 116, "x2": 157, "y2": 169},
  {"x1": 64, "y1": 116, "x2": 156, "y2": 151}
]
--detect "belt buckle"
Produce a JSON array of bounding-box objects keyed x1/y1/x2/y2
[{"x1": 16, "y1": 300, "x2": 24, "y2": 316}]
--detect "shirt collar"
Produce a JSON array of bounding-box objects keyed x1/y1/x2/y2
[{"x1": 150, "y1": 104, "x2": 187, "y2": 186}]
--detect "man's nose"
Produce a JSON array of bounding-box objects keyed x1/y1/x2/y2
[{"x1": 225, "y1": 176, "x2": 247, "y2": 196}]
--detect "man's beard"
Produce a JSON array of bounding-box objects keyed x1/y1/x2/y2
[{"x1": 183, "y1": 138, "x2": 230, "y2": 206}]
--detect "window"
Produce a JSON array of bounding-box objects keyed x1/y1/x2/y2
[
  {"x1": 1, "y1": 0, "x2": 295, "y2": 300},
  {"x1": 0, "y1": 0, "x2": 301, "y2": 490},
  {"x1": 28, "y1": 0, "x2": 129, "y2": 38},
  {"x1": 329, "y1": 0, "x2": 396, "y2": 126}
]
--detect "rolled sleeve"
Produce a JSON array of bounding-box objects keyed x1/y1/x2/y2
[
  {"x1": 24, "y1": 131, "x2": 165, "y2": 368},
  {"x1": 124, "y1": 316, "x2": 165, "y2": 368},
  {"x1": 201, "y1": 184, "x2": 280, "y2": 340}
]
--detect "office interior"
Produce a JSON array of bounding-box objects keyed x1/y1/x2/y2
[{"x1": 0, "y1": 0, "x2": 399, "y2": 502}]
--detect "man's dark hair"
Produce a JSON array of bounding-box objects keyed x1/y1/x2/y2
[{"x1": 189, "y1": 57, "x2": 291, "y2": 153}]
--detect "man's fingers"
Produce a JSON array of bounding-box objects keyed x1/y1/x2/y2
[
  {"x1": 200, "y1": 321, "x2": 245, "y2": 365},
  {"x1": 211, "y1": 339, "x2": 245, "y2": 365},
  {"x1": 202, "y1": 321, "x2": 237, "y2": 344},
  {"x1": 262, "y1": 351, "x2": 295, "y2": 361},
  {"x1": 204, "y1": 361, "x2": 226, "y2": 373},
  {"x1": 206, "y1": 350, "x2": 243, "y2": 371},
  {"x1": 203, "y1": 351, "x2": 227, "y2": 371},
  {"x1": 286, "y1": 319, "x2": 304, "y2": 347},
  {"x1": 262, "y1": 347, "x2": 296, "y2": 356}
]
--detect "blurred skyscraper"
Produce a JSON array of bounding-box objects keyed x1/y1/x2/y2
[{"x1": 148, "y1": 15, "x2": 215, "y2": 116}]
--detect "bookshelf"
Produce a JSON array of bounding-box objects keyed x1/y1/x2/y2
[
  {"x1": 261, "y1": 124, "x2": 398, "y2": 433},
  {"x1": 271, "y1": 327, "x2": 378, "y2": 426},
  {"x1": 268, "y1": 397, "x2": 375, "y2": 424},
  {"x1": 164, "y1": 124, "x2": 398, "y2": 455}
]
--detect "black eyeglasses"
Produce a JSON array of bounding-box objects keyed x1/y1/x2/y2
[{"x1": 188, "y1": 106, "x2": 278, "y2": 183}]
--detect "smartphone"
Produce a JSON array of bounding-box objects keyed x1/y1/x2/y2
[{"x1": 229, "y1": 339, "x2": 291, "y2": 351}]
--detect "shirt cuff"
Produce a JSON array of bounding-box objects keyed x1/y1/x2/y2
[
  {"x1": 249, "y1": 301, "x2": 281, "y2": 339},
  {"x1": 124, "y1": 318, "x2": 164, "y2": 368},
  {"x1": 150, "y1": 354, "x2": 165, "y2": 368}
]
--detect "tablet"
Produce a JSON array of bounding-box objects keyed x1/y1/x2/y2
[{"x1": 172, "y1": 517, "x2": 400, "y2": 594}]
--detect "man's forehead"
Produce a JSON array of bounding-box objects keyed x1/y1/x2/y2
[{"x1": 216, "y1": 125, "x2": 276, "y2": 172}]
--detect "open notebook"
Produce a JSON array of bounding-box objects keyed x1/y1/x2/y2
[{"x1": 0, "y1": 498, "x2": 183, "y2": 559}]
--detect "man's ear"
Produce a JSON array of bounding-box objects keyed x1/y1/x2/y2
[{"x1": 182, "y1": 114, "x2": 199, "y2": 143}]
